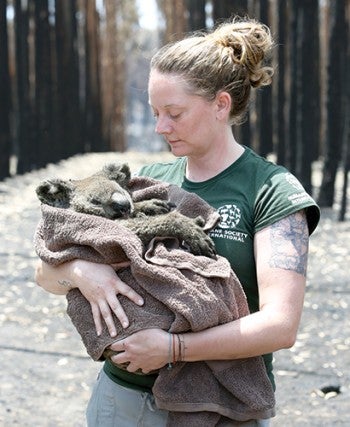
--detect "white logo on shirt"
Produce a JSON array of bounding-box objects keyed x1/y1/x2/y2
[
  {"x1": 217, "y1": 204, "x2": 241, "y2": 229},
  {"x1": 285, "y1": 173, "x2": 312, "y2": 206},
  {"x1": 285, "y1": 173, "x2": 304, "y2": 191},
  {"x1": 210, "y1": 204, "x2": 247, "y2": 242}
]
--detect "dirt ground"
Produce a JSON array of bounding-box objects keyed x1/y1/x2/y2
[{"x1": 0, "y1": 151, "x2": 349, "y2": 426}]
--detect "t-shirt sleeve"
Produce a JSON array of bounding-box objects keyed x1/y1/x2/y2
[{"x1": 254, "y1": 171, "x2": 320, "y2": 235}]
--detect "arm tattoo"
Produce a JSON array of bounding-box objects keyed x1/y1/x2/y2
[
  {"x1": 57, "y1": 279, "x2": 73, "y2": 289},
  {"x1": 269, "y1": 211, "x2": 309, "y2": 276}
]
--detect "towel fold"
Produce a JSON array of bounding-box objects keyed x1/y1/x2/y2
[{"x1": 34, "y1": 175, "x2": 275, "y2": 425}]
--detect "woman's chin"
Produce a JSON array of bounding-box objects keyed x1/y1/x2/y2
[{"x1": 169, "y1": 144, "x2": 187, "y2": 157}]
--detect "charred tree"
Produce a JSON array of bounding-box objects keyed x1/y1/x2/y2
[
  {"x1": 256, "y1": 0, "x2": 273, "y2": 157},
  {"x1": 294, "y1": 0, "x2": 320, "y2": 194},
  {"x1": 276, "y1": 0, "x2": 287, "y2": 166},
  {"x1": 103, "y1": 0, "x2": 123, "y2": 152},
  {"x1": 338, "y1": 2, "x2": 350, "y2": 221},
  {"x1": 84, "y1": 0, "x2": 104, "y2": 152},
  {"x1": 287, "y1": 0, "x2": 300, "y2": 174},
  {"x1": 34, "y1": 0, "x2": 54, "y2": 168},
  {"x1": 14, "y1": 0, "x2": 34, "y2": 174},
  {"x1": 213, "y1": 0, "x2": 248, "y2": 19},
  {"x1": 55, "y1": 0, "x2": 82, "y2": 159},
  {"x1": 187, "y1": 0, "x2": 206, "y2": 31},
  {"x1": 212, "y1": 0, "x2": 251, "y2": 148},
  {"x1": 157, "y1": 0, "x2": 187, "y2": 43},
  {"x1": 339, "y1": 117, "x2": 350, "y2": 221},
  {"x1": 318, "y1": 0, "x2": 347, "y2": 207},
  {"x1": 0, "y1": 0, "x2": 12, "y2": 179},
  {"x1": 101, "y1": 0, "x2": 137, "y2": 151}
]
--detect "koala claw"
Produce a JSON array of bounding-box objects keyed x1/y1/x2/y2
[
  {"x1": 194, "y1": 236, "x2": 217, "y2": 258},
  {"x1": 133, "y1": 199, "x2": 174, "y2": 217}
]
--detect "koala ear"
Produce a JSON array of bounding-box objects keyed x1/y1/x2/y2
[
  {"x1": 102, "y1": 163, "x2": 131, "y2": 188},
  {"x1": 36, "y1": 179, "x2": 74, "y2": 208}
]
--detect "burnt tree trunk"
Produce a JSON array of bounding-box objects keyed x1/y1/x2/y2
[
  {"x1": 187, "y1": 0, "x2": 206, "y2": 31},
  {"x1": 0, "y1": 0, "x2": 12, "y2": 179},
  {"x1": 256, "y1": 0, "x2": 273, "y2": 157},
  {"x1": 84, "y1": 0, "x2": 104, "y2": 152},
  {"x1": 158, "y1": 0, "x2": 187, "y2": 43},
  {"x1": 55, "y1": 0, "x2": 82, "y2": 159},
  {"x1": 103, "y1": 0, "x2": 125, "y2": 152},
  {"x1": 318, "y1": 0, "x2": 347, "y2": 207},
  {"x1": 338, "y1": 2, "x2": 350, "y2": 221},
  {"x1": 14, "y1": 0, "x2": 32, "y2": 174},
  {"x1": 213, "y1": 0, "x2": 248, "y2": 18},
  {"x1": 213, "y1": 0, "x2": 251, "y2": 148},
  {"x1": 297, "y1": 0, "x2": 320, "y2": 194},
  {"x1": 34, "y1": 0, "x2": 54, "y2": 167},
  {"x1": 276, "y1": 0, "x2": 287, "y2": 166},
  {"x1": 287, "y1": 0, "x2": 299, "y2": 174}
]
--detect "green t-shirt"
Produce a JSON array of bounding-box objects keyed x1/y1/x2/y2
[{"x1": 104, "y1": 147, "x2": 320, "y2": 390}]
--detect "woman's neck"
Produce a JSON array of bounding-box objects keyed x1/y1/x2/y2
[{"x1": 186, "y1": 138, "x2": 244, "y2": 182}]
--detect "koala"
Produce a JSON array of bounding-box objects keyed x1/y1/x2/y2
[{"x1": 36, "y1": 163, "x2": 216, "y2": 258}]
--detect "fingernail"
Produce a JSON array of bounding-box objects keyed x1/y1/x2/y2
[
  {"x1": 138, "y1": 299, "x2": 144, "y2": 306},
  {"x1": 122, "y1": 321, "x2": 129, "y2": 328}
]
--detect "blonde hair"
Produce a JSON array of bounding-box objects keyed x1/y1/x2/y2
[{"x1": 151, "y1": 17, "x2": 274, "y2": 125}]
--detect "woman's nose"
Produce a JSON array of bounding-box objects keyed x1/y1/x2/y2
[{"x1": 155, "y1": 116, "x2": 172, "y2": 135}]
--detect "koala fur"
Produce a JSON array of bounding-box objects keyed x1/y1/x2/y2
[{"x1": 36, "y1": 163, "x2": 216, "y2": 258}]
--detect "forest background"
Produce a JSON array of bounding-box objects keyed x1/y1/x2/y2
[
  {"x1": 0, "y1": 2, "x2": 349, "y2": 426},
  {"x1": 0, "y1": 0, "x2": 349, "y2": 216}
]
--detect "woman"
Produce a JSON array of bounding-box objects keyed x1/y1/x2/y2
[{"x1": 35, "y1": 17, "x2": 320, "y2": 426}]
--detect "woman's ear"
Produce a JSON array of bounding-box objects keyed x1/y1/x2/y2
[{"x1": 215, "y1": 91, "x2": 231, "y2": 120}]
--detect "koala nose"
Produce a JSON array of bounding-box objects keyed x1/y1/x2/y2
[
  {"x1": 108, "y1": 191, "x2": 134, "y2": 219},
  {"x1": 109, "y1": 200, "x2": 132, "y2": 218}
]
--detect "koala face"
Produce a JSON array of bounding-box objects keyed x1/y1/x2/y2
[
  {"x1": 72, "y1": 174, "x2": 134, "y2": 219},
  {"x1": 36, "y1": 163, "x2": 135, "y2": 219}
]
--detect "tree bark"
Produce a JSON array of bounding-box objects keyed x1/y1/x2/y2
[
  {"x1": 338, "y1": 1, "x2": 350, "y2": 221},
  {"x1": 318, "y1": 0, "x2": 346, "y2": 207},
  {"x1": 157, "y1": 0, "x2": 187, "y2": 43},
  {"x1": 276, "y1": 0, "x2": 287, "y2": 166},
  {"x1": 0, "y1": 0, "x2": 12, "y2": 179},
  {"x1": 257, "y1": 0, "x2": 273, "y2": 157},
  {"x1": 287, "y1": 0, "x2": 299, "y2": 174},
  {"x1": 296, "y1": 0, "x2": 320, "y2": 195},
  {"x1": 34, "y1": 0, "x2": 54, "y2": 168},
  {"x1": 14, "y1": 0, "x2": 31, "y2": 173},
  {"x1": 84, "y1": 0, "x2": 104, "y2": 152},
  {"x1": 55, "y1": 0, "x2": 82, "y2": 159},
  {"x1": 213, "y1": 0, "x2": 248, "y2": 19},
  {"x1": 187, "y1": 0, "x2": 206, "y2": 31}
]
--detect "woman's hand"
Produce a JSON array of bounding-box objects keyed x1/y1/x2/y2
[
  {"x1": 109, "y1": 329, "x2": 169, "y2": 373},
  {"x1": 71, "y1": 260, "x2": 144, "y2": 337},
  {"x1": 35, "y1": 259, "x2": 144, "y2": 337}
]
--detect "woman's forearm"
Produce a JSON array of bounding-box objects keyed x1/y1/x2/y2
[
  {"x1": 35, "y1": 259, "x2": 76, "y2": 295},
  {"x1": 180, "y1": 308, "x2": 295, "y2": 362}
]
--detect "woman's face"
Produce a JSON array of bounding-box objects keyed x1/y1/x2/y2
[{"x1": 148, "y1": 70, "x2": 221, "y2": 158}]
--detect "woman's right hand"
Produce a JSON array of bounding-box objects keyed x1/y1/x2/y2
[{"x1": 35, "y1": 259, "x2": 144, "y2": 337}]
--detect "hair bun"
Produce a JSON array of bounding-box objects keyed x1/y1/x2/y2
[{"x1": 210, "y1": 19, "x2": 273, "y2": 87}]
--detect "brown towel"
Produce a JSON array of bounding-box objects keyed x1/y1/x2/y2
[{"x1": 34, "y1": 176, "x2": 275, "y2": 425}]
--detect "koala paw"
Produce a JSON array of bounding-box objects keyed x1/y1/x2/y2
[
  {"x1": 133, "y1": 199, "x2": 175, "y2": 217},
  {"x1": 178, "y1": 216, "x2": 216, "y2": 258},
  {"x1": 186, "y1": 232, "x2": 217, "y2": 259}
]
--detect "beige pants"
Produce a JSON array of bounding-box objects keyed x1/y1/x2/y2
[{"x1": 86, "y1": 369, "x2": 271, "y2": 427}]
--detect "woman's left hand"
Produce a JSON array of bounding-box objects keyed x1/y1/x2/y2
[{"x1": 109, "y1": 329, "x2": 170, "y2": 373}]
